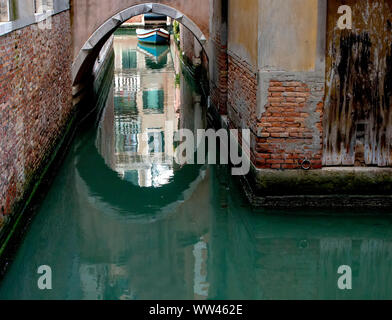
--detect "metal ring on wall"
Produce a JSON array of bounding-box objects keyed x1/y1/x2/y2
[{"x1": 300, "y1": 159, "x2": 311, "y2": 170}]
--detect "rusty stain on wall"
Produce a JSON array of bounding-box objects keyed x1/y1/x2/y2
[{"x1": 324, "y1": 0, "x2": 392, "y2": 167}]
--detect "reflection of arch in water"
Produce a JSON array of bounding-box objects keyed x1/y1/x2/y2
[
  {"x1": 76, "y1": 129, "x2": 206, "y2": 222},
  {"x1": 74, "y1": 159, "x2": 212, "y2": 299}
]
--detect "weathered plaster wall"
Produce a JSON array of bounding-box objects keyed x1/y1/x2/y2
[
  {"x1": 227, "y1": 0, "x2": 258, "y2": 68},
  {"x1": 226, "y1": 0, "x2": 259, "y2": 160},
  {"x1": 0, "y1": 12, "x2": 72, "y2": 231},
  {"x1": 227, "y1": 0, "x2": 325, "y2": 170},
  {"x1": 324, "y1": 0, "x2": 392, "y2": 167},
  {"x1": 258, "y1": 0, "x2": 318, "y2": 72},
  {"x1": 251, "y1": 0, "x2": 326, "y2": 170}
]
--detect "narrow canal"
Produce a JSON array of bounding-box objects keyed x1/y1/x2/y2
[{"x1": 1, "y1": 30, "x2": 392, "y2": 300}]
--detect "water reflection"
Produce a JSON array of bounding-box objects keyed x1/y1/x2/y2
[
  {"x1": 1, "y1": 31, "x2": 392, "y2": 300},
  {"x1": 96, "y1": 32, "x2": 202, "y2": 188}
]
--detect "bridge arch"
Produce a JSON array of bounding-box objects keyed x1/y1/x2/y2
[{"x1": 72, "y1": 3, "x2": 209, "y2": 86}]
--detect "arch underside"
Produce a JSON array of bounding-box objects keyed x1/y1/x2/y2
[{"x1": 72, "y1": 3, "x2": 209, "y2": 86}]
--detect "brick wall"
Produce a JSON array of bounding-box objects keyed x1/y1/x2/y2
[
  {"x1": 255, "y1": 80, "x2": 323, "y2": 170},
  {"x1": 227, "y1": 53, "x2": 324, "y2": 171},
  {"x1": 227, "y1": 53, "x2": 258, "y2": 166},
  {"x1": 0, "y1": 12, "x2": 72, "y2": 226},
  {"x1": 210, "y1": 34, "x2": 228, "y2": 115},
  {"x1": 227, "y1": 54, "x2": 257, "y2": 131}
]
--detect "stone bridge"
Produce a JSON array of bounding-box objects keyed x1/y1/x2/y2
[{"x1": 71, "y1": 0, "x2": 211, "y2": 87}]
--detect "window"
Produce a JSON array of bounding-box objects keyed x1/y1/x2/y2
[
  {"x1": 34, "y1": 0, "x2": 54, "y2": 14},
  {"x1": 0, "y1": 0, "x2": 11, "y2": 22},
  {"x1": 122, "y1": 49, "x2": 137, "y2": 69},
  {"x1": 143, "y1": 90, "x2": 164, "y2": 114}
]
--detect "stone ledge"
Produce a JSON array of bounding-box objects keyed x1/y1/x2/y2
[{"x1": 242, "y1": 166, "x2": 392, "y2": 209}]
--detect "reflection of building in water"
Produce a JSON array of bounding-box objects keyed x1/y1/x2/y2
[
  {"x1": 74, "y1": 160, "x2": 212, "y2": 300},
  {"x1": 79, "y1": 263, "x2": 136, "y2": 300},
  {"x1": 193, "y1": 237, "x2": 210, "y2": 299},
  {"x1": 81, "y1": 32, "x2": 212, "y2": 300},
  {"x1": 170, "y1": 36, "x2": 205, "y2": 134},
  {"x1": 97, "y1": 32, "x2": 206, "y2": 188},
  {"x1": 210, "y1": 190, "x2": 392, "y2": 300},
  {"x1": 99, "y1": 33, "x2": 179, "y2": 187}
]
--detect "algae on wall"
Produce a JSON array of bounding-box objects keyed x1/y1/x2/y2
[{"x1": 324, "y1": 0, "x2": 392, "y2": 167}]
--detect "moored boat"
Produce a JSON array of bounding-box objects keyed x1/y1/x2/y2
[{"x1": 136, "y1": 28, "x2": 170, "y2": 44}]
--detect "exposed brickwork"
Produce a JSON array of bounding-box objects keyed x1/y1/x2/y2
[
  {"x1": 0, "y1": 12, "x2": 72, "y2": 225},
  {"x1": 227, "y1": 52, "x2": 324, "y2": 170},
  {"x1": 255, "y1": 80, "x2": 323, "y2": 170},
  {"x1": 227, "y1": 54, "x2": 257, "y2": 131},
  {"x1": 210, "y1": 33, "x2": 228, "y2": 115},
  {"x1": 227, "y1": 53, "x2": 258, "y2": 166}
]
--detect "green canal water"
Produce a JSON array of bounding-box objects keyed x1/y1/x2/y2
[{"x1": 1, "y1": 32, "x2": 392, "y2": 300}]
